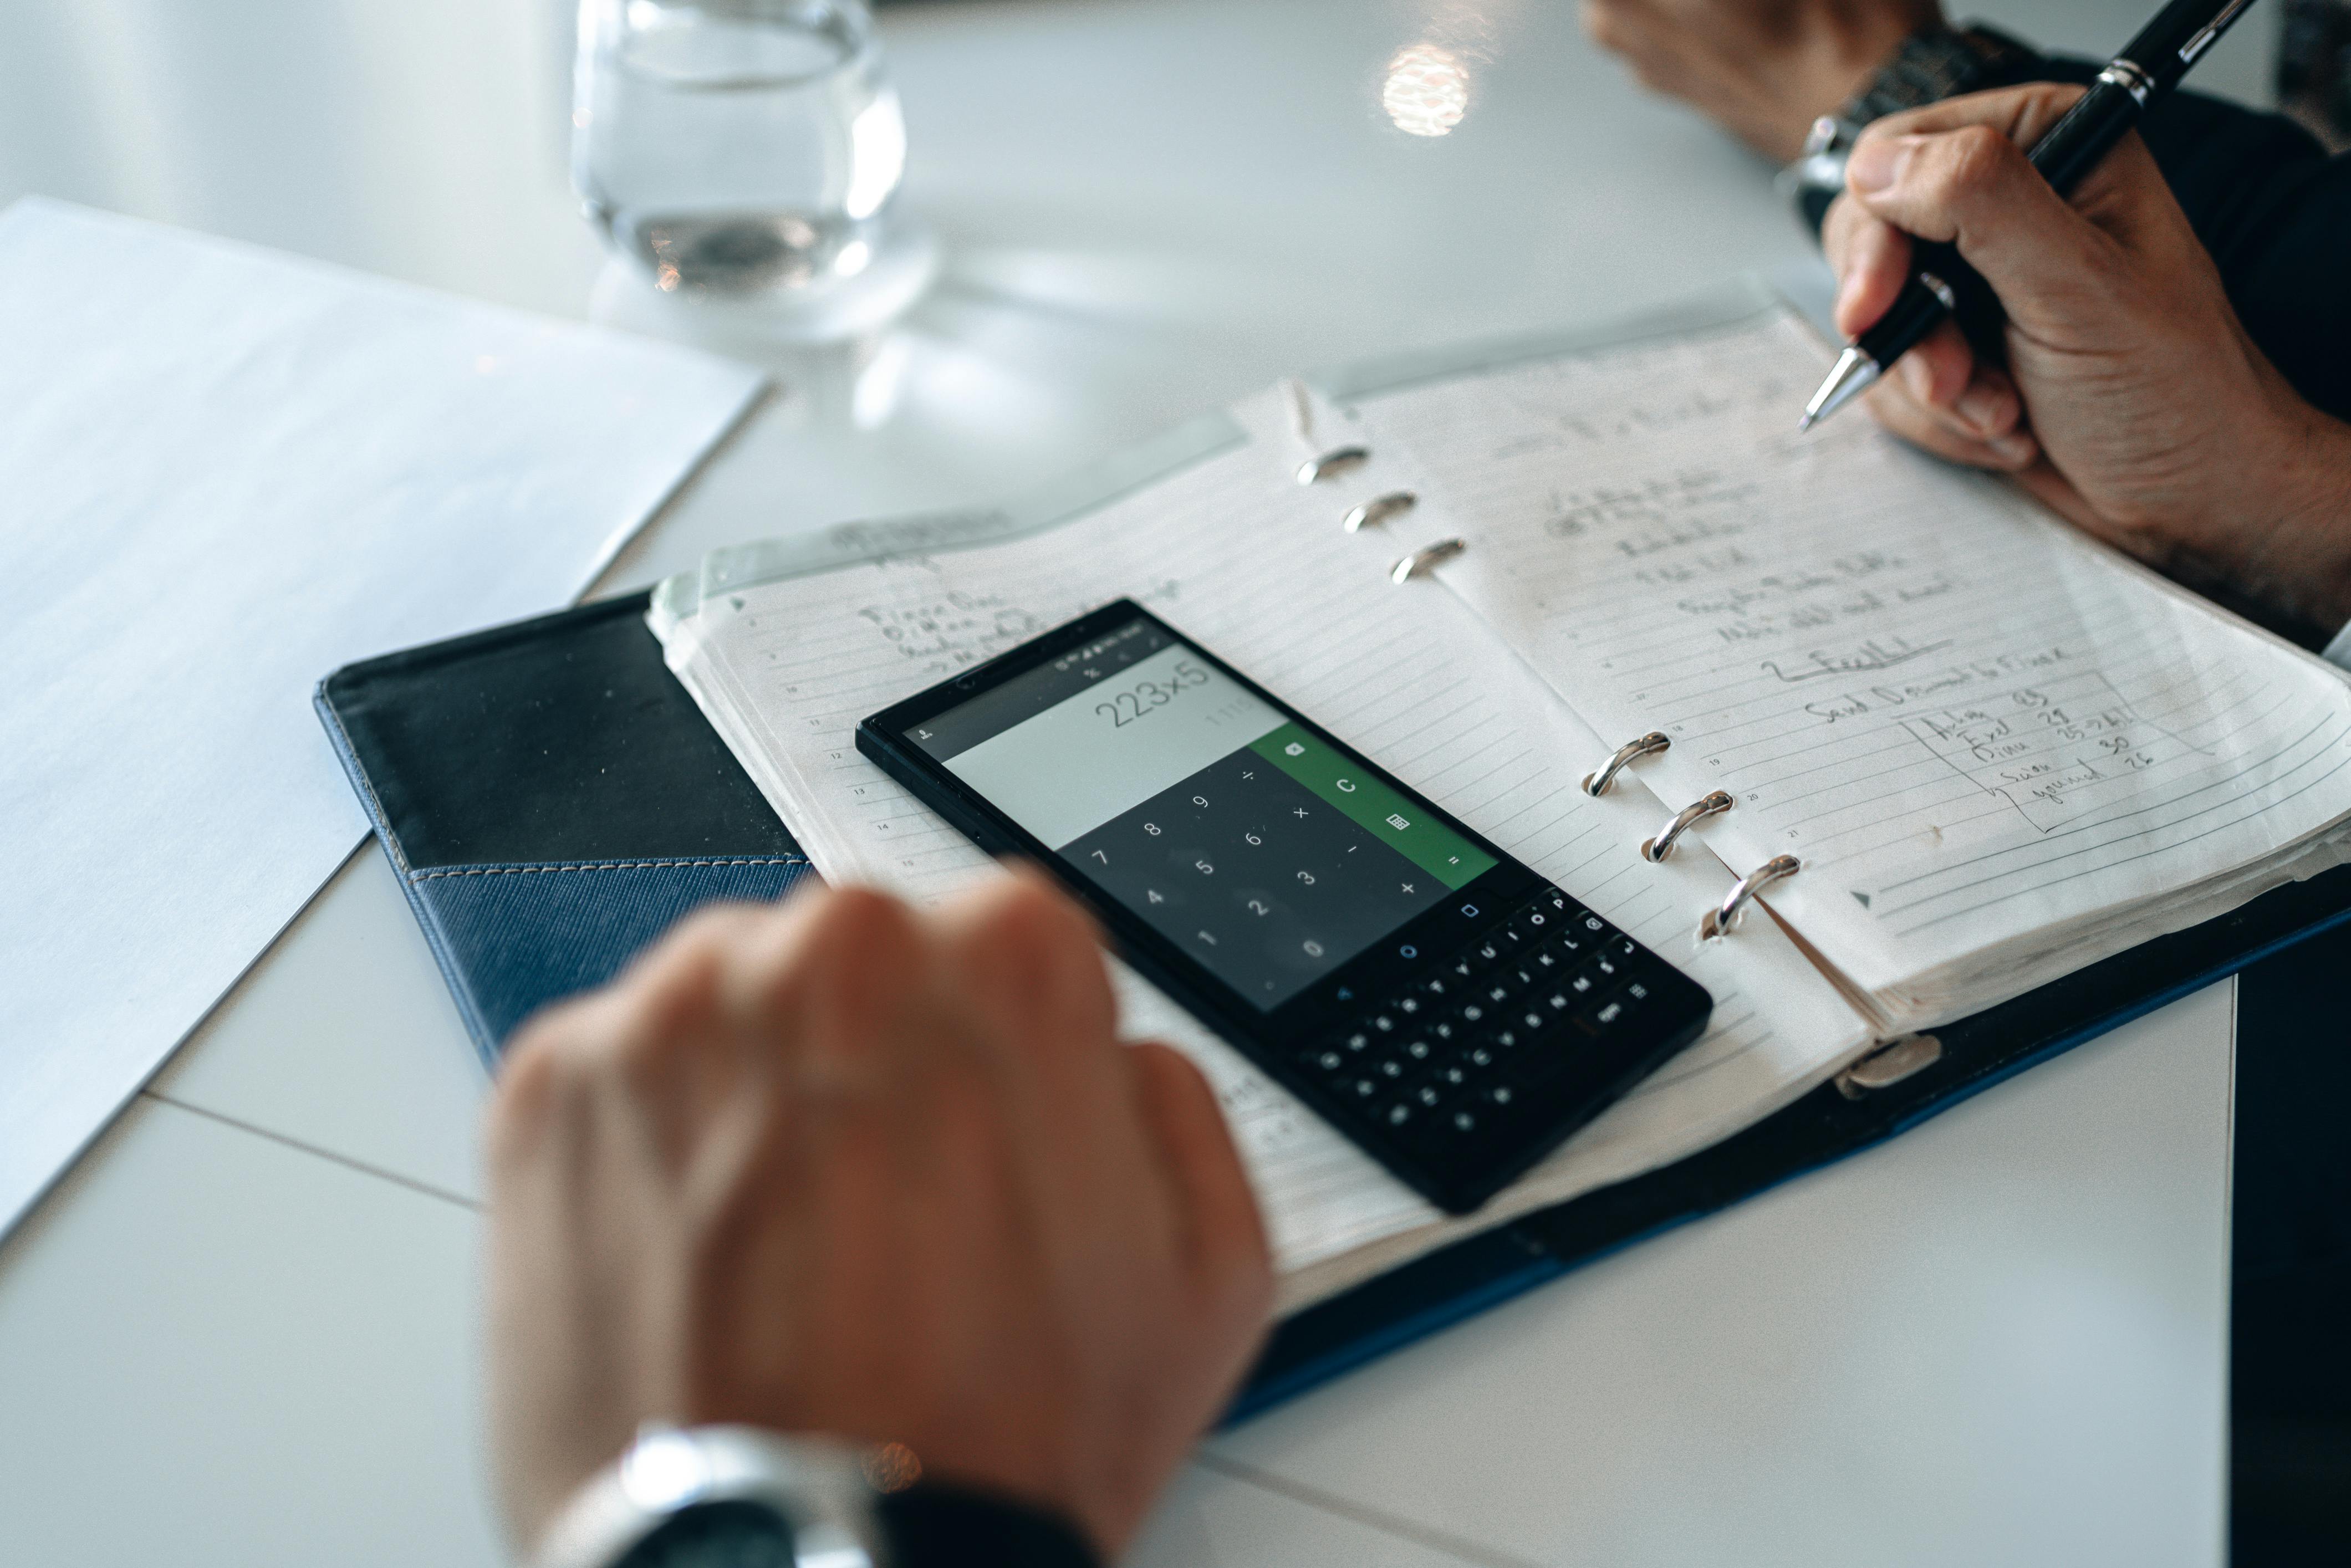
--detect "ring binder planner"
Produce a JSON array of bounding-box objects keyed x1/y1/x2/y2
[
  {"x1": 1641, "y1": 790, "x2": 1733, "y2": 863},
  {"x1": 1700, "y1": 855, "x2": 1802, "y2": 941},
  {"x1": 1581, "y1": 732, "x2": 1670, "y2": 797},
  {"x1": 1342, "y1": 491, "x2": 1417, "y2": 533},
  {"x1": 1389, "y1": 537, "x2": 1466, "y2": 584},
  {"x1": 1296, "y1": 445, "x2": 1370, "y2": 485}
]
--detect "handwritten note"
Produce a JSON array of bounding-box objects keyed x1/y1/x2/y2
[
  {"x1": 1351, "y1": 303, "x2": 2351, "y2": 1020},
  {"x1": 654, "y1": 387, "x2": 1871, "y2": 1291}
]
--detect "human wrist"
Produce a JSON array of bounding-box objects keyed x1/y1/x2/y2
[
  {"x1": 1751, "y1": 12, "x2": 1932, "y2": 160},
  {"x1": 2230, "y1": 398, "x2": 2351, "y2": 640}
]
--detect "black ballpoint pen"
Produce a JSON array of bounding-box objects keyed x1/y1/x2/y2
[{"x1": 1799, "y1": 0, "x2": 2259, "y2": 430}]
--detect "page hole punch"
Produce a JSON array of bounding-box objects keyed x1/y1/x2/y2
[
  {"x1": 1297, "y1": 445, "x2": 1371, "y2": 485},
  {"x1": 1343, "y1": 491, "x2": 1417, "y2": 533},
  {"x1": 1389, "y1": 538, "x2": 1465, "y2": 584},
  {"x1": 1641, "y1": 791, "x2": 1732, "y2": 862},
  {"x1": 1699, "y1": 855, "x2": 1801, "y2": 941},
  {"x1": 1580, "y1": 732, "x2": 1669, "y2": 796}
]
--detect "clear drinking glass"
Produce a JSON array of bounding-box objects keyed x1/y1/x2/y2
[{"x1": 573, "y1": 0, "x2": 907, "y2": 296}]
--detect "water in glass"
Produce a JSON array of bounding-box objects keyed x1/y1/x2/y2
[{"x1": 574, "y1": 0, "x2": 907, "y2": 294}]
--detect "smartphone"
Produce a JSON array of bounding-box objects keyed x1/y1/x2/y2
[{"x1": 858, "y1": 599, "x2": 1712, "y2": 1213}]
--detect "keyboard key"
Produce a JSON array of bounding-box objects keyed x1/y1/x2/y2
[
  {"x1": 1401, "y1": 1037, "x2": 1434, "y2": 1063},
  {"x1": 1581, "y1": 996, "x2": 1629, "y2": 1032},
  {"x1": 1449, "y1": 1107, "x2": 1478, "y2": 1133},
  {"x1": 1385, "y1": 1102, "x2": 1414, "y2": 1130}
]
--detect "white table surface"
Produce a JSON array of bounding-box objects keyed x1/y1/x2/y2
[{"x1": 0, "y1": 0, "x2": 2270, "y2": 1561}]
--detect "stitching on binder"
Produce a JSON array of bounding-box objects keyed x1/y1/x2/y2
[{"x1": 410, "y1": 856, "x2": 809, "y2": 882}]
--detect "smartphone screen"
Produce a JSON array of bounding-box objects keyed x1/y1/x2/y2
[{"x1": 892, "y1": 611, "x2": 1505, "y2": 1010}]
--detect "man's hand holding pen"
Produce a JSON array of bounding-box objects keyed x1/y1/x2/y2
[{"x1": 1824, "y1": 84, "x2": 2351, "y2": 638}]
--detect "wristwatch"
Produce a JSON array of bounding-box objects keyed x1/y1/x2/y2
[
  {"x1": 535, "y1": 1424, "x2": 1104, "y2": 1568},
  {"x1": 535, "y1": 1425, "x2": 889, "y2": 1568},
  {"x1": 1779, "y1": 23, "x2": 2042, "y2": 232}
]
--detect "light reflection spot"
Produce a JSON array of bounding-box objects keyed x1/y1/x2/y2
[{"x1": 1383, "y1": 43, "x2": 1470, "y2": 137}]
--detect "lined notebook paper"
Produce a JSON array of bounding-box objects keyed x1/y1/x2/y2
[
  {"x1": 654, "y1": 386, "x2": 1872, "y2": 1305},
  {"x1": 1340, "y1": 290, "x2": 2351, "y2": 1026}
]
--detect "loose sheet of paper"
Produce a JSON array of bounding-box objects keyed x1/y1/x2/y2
[
  {"x1": 1349, "y1": 300, "x2": 2351, "y2": 1019},
  {"x1": 0, "y1": 198, "x2": 764, "y2": 1238},
  {"x1": 656, "y1": 389, "x2": 1870, "y2": 1293}
]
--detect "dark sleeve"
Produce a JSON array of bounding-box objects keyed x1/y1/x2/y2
[
  {"x1": 2017, "y1": 57, "x2": 2351, "y2": 425},
  {"x1": 877, "y1": 1481, "x2": 1100, "y2": 1568}
]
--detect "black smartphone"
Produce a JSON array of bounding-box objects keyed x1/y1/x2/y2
[{"x1": 857, "y1": 599, "x2": 1712, "y2": 1213}]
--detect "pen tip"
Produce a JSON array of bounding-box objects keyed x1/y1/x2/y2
[{"x1": 1796, "y1": 412, "x2": 1815, "y2": 433}]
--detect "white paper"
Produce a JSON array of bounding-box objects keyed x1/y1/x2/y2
[
  {"x1": 0, "y1": 198, "x2": 764, "y2": 1234},
  {"x1": 1348, "y1": 296, "x2": 2351, "y2": 1025},
  {"x1": 653, "y1": 387, "x2": 1871, "y2": 1299}
]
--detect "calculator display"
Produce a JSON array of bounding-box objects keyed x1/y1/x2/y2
[{"x1": 906, "y1": 616, "x2": 1496, "y2": 1009}]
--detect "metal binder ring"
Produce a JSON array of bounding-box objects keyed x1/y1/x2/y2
[
  {"x1": 1699, "y1": 855, "x2": 1801, "y2": 941},
  {"x1": 1296, "y1": 445, "x2": 1371, "y2": 485},
  {"x1": 1389, "y1": 538, "x2": 1466, "y2": 584},
  {"x1": 1641, "y1": 790, "x2": 1733, "y2": 862},
  {"x1": 1343, "y1": 491, "x2": 1417, "y2": 533},
  {"x1": 1580, "y1": 732, "x2": 1670, "y2": 797}
]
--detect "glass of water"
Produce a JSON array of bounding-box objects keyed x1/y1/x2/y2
[{"x1": 573, "y1": 0, "x2": 909, "y2": 299}]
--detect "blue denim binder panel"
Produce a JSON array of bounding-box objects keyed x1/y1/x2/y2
[{"x1": 410, "y1": 855, "x2": 814, "y2": 1048}]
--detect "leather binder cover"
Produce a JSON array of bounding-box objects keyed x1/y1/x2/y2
[
  {"x1": 314, "y1": 592, "x2": 815, "y2": 1063},
  {"x1": 319, "y1": 597, "x2": 2351, "y2": 1416}
]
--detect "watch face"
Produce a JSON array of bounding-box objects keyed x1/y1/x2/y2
[{"x1": 621, "y1": 1500, "x2": 797, "y2": 1568}]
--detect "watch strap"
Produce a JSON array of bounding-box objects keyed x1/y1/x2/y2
[
  {"x1": 878, "y1": 1481, "x2": 1101, "y2": 1568},
  {"x1": 1837, "y1": 23, "x2": 2042, "y2": 127}
]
